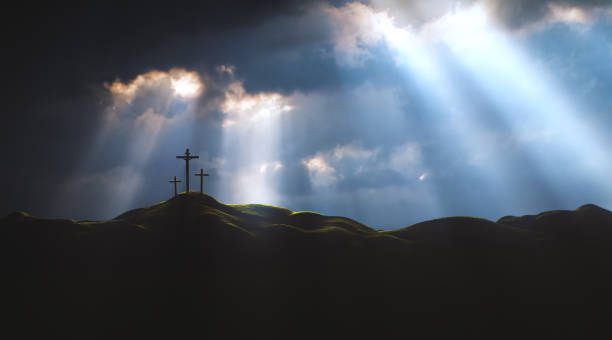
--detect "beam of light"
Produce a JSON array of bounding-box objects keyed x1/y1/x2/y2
[
  {"x1": 293, "y1": 1, "x2": 612, "y2": 225},
  {"x1": 218, "y1": 80, "x2": 292, "y2": 205},
  {"x1": 364, "y1": 4, "x2": 531, "y2": 218},
  {"x1": 303, "y1": 2, "x2": 476, "y2": 222},
  {"x1": 434, "y1": 4, "x2": 612, "y2": 210}
]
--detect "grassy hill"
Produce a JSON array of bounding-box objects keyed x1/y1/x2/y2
[{"x1": 2, "y1": 192, "x2": 612, "y2": 338}]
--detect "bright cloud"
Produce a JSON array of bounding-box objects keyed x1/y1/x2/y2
[
  {"x1": 106, "y1": 71, "x2": 167, "y2": 103},
  {"x1": 171, "y1": 71, "x2": 203, "y2": 98},
  {"x1": 302, "y1": 143, "x2": 381, "y2": 187},
  {"x1": 106, "y1": 68, "x2": 203, "y2": 104},
  {"x1": 220, "y1": 81, "x2": 293, "y2": 125},
  {"x1": 303, "y1": 154, "x2": 335, "y2": 172},
  {"x1": 103, "y1": 68, "x2": 203, "y2": 127},
  {"x1": 304, "y1": 143, "x2": 377, "y2": 169},
  {"x1": 259, "y1": 161, "x2": 284, "y2": 174},
  {"x1": 302, "y1": 154, "x2": 337, "y2": 187}
]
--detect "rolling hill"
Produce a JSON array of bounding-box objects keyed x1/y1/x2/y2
[{"x1": 2, "y1": 192, "x2": 612, "y2": 338}]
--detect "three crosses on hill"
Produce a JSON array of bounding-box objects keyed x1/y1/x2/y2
[{"x1": 170, "y1": 148, "x2": 209, "y2": 197}]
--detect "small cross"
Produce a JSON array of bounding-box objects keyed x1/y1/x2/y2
[
  {"x1": 176, "y1": 148, "x2": 199, "y2": 192},
  {"x1": 169, "y1": 176, "x2": 182, "y2": 197},
  {"x1": 195, "y1": 168, "x2": 209, "y2": 193}
]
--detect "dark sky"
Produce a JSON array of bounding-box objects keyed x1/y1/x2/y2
[{"x1": 3, "y1": 1, "x2": 612, "y2": 228}]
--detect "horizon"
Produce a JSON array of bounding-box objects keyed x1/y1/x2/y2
[{"x1": 7, "y1": 190, "x2": 608, "y2": 231}]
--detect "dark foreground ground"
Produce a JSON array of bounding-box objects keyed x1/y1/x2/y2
[{"x1": 2, "y1": 192, "x2": 612, "y2": 338}]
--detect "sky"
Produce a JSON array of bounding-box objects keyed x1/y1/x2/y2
[{"x1": 2, "y1": 0, "x2": 612, "y2": 228}]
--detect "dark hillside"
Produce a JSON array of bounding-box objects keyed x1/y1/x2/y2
[{"x1": 2, "y1": 193, "x2": 612, "y2": 338}]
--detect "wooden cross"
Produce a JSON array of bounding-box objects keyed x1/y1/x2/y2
[
  {"x1": 176, "y1": 148, "x2": 199, "y2": 192},
  {"x1": 195, "y1": 168, "x2": 209, "y2": 193},
  {"x1": 169, "y1": 176, "x2": 182, "y2": 197}
]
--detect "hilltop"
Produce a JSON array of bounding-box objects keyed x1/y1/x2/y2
[{"x1": 2, "y1": 193, "x2": 612, "y2": 338}]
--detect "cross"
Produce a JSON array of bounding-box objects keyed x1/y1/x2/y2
[
  {"x1": 169, "y1": 176, "x2": 182, "y2": 197},
  {"x1": 195, "y1": 168, "x2": 209, "y2": 193},
  {"x1": 176, "y1": 148, "x2": 199, "y2": 192}
]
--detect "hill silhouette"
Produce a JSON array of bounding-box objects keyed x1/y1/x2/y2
[{"x1": 2, "y1": 193, "x2": 612, "y2": 338}]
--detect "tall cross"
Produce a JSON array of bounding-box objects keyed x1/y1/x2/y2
[
  {"x1": 169, "y1": 176, "x2": 182, "y2": 197},
  {"x1": 195, "y1": 168, "x2": 209, "y2": 193},
  {"x1": 176, "y1": 148, "x2": 199, "y2": 192}
]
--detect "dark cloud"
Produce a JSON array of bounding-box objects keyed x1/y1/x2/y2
[
  {"x1": 368, "y1": 0, "x2": 612, "y2": 31},
  {"x1": 482, "y1": 0, "x2": 612, "y2": 30},
  {"x1": 369, "y1": 0, "x2": 473, "y2": 27}
]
